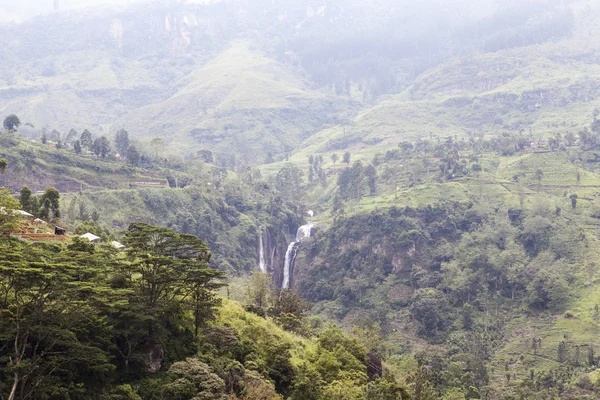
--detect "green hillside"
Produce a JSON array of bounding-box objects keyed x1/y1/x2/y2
[{"x1": 5, "y1": 0, "x2": 600, "y2": 398}]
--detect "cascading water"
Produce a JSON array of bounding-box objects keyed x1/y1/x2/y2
[
  {"x1": 258, "y1": 234, "x2": 266, "y2": 273},
  {"x1": 282, "y1": 224, "x2": 314, "y2": 289}
]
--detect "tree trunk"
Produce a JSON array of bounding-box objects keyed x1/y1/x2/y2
[{"x1": 8, "y1": 373, "x2": 18, "y2": 400}]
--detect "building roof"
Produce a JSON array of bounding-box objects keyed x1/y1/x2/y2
[
  {"x1": 81, "y1": 233, "x2": 101, "y2": 242},
  {"x1": 111, "y1": 241, "x2": 125, "y2": 249},
  {"x1": 0, "y1": 207, "x2": 34, "y2": 217}
]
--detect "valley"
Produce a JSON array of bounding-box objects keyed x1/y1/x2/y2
[{"x1": 3, "y1": 0, "x2": 600, "y2": 399}]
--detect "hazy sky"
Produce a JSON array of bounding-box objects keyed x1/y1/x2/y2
[{"x1": 0, "y1": 0, "x2": 144, "y2": 22}]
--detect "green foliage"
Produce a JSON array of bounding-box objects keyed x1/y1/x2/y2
[
  {"x1": 38, "y1": 186, "x2": 60, "y2": 222},
  {"x1": 80, "y1": 129, "x2": 93, "y2": 149},
  {"x1": 127, "y1": 145, "x2": 141, "y2": 166},
  {"x1": 275, "y1": 164, "x2": 304, "y2": 202},
  {"x1": 244, "y1": 271, "x2": 272, "y2": 316},
  {"x1": 115, "y1": 129, "x2": 130, "y2": 156},
  {"x1": 0, "y1": 187, "x2": 22, "y2": 231},
  {"x1": 343, "y1": 152, "x2": 351, "y2": 164},
  {"x1": 74, "y1": 139, "x2": 82, "y2": 154},
  {"x1": 163, "y1": 358, "x2": 227, "y2": 400},
  {"x1": 3, "y1": 114, "x2": 20, "y2": 133},
  {"x1": 19, "y1": 186, "x2": 32, "y2": 212},
  {"x1": 92, "y1": 136, "x2": 112, "y2": 158}
]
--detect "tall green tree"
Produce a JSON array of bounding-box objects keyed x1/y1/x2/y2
[
  {"x1": 364, "y1": 164, "x2": 377, "y2": 196},
  {"x1": 19, "y1": 186, "x2": 32, "y2": 213},
  {"x1": 275, "y1": 164, "x2": 304, "y2": 202},
  {"x1": 92, "y1": 136, "x2": 111, "y2": 158},
  {"x1": 80, "y1": 129, "x2": 93, "y2": 149},
  {"x1": 114, "y1": 129, "x2": 130, "y2": 156},
  {"x1": 38, "y1": 187, "x2": 60, "y2": 221},
  {"x1": 343, "y1": 151, "x2": 351, "y2": 164},
  {"x1": 120, "y1": 223, "x2": 224, "y2": 344},
  {"x1": 126, "y1": 145, "x2": 141, "y2": 166},
  {"x1": 0, "y1": 187, "x2": 22, "y2": 232},
  {"x1": 3, "y1": 114, "x2": 20, "y2": 133}
]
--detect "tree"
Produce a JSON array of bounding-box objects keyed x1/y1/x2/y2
[
  {"x1": 270, "y1": 289, "x2": 309, "y2": 332},
  {"x1": 38, "y1": 187, "x2": 60, "y2": 221},
  {"x1": 331, "y1": 153, "x2": 339, "y2": 165},
  {"x1": 126, "y1": 145, "x2": 141, "y2": 166},
  {"x1": 114, "y1": 129, "x2": 130, "y2": 156},
  {"x1": 3, "y1": 114, "x2": 20, "y2": 133},
  {"x1": 343, "y1": 151, "x2": 351, "y2": 164},
  {"x1": 120, "y1": 223, "x2": 225, "y2": 342},
  {"x1": 41, "y1": 133, "x2": 47, "y2": 144},
  {"x1": 364, "y1": 378, "x2": 410, "y2": 400},
  {"x1": 19, "y1": 186, "x2": 33, "y2": 213},
  {"x1": 0, "y1": 239, "x2": 118, "y2": 400},
  {"x1": 0, "y1": 158, "x2": 7, "y2": 174},
  {"x1": 350, "y1": 161, "x2": 365, "y2": 204},
  {"x1": 570, "y1": 193, "x2": 578, "y2": 209},
  {"x1": 0, "y1": 187, "x2": 22, "y2": 232},
  {"x1": 364, "y1": 164, "x2": 377, "y2": 196},
  {"x1": 535, "y1": 169, "x2": 544, "y2": 192},
  {"x1": 275, "y1": 164, "x2": 304, "y2": 202},
  {"x1": 409, "y1": 366, "x2": 437, "y2": 400},
  {"x1": 66, "y1": 128, "x2": 78, "y2": 143},
  {"x1": 92, "y1": 136, "x2": 111, "y2": 158},
  {"x1": 74, "y1": 140, "x2": 82, "y2": 154},
  {"x1": 244, "y1": 271, "x2": 271, "y2": 316},
  {"x1": 151, "y1": 136, "x2": 165, "y2": 154},
  {"x1": 163, "y1": 358, "x2": 226, "y2": 400},
  {"x1": 80, "y1": 129, "x2": 93, "y2": 149}
]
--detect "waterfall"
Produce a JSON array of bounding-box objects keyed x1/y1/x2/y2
[
  {"x1": 258, "y1": 234, "x2": 266, "y2": 273},
  {"x1": 282, "y1": 224, "x2": 314, "y2": 289}
]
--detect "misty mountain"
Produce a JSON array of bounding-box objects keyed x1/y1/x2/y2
[{"x1": 0, "y1": 0, "x2": 584, "y2": 164}]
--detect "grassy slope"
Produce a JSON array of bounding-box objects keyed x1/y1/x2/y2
[
  {"x1": 0, "y1": 133, "x2": 165, "y2": 193},
  {"x1": 114, "y1": 40, "x2": 354, "y2": 161},
  {"x1": 259, "y1": 1, "x2": 600, "y2": 177}
]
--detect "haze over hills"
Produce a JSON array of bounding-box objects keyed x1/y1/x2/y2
[{"x1": 2, "y1": 0, "x2": 581, "y2": 164}]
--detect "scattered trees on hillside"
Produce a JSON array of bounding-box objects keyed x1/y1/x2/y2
[{"x1": 337, "y1": 161, "x2": 378, "y2": 203}]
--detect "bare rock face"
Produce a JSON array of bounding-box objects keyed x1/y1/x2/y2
[{"x1": 146, "y1": 344, "x2": 164, "y2": 373}]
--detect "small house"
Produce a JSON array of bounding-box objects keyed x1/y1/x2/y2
[
  {"x1": 81, "y1": 232, "x2": 101, "y2": 242},
  {"x1": 111, "y1": 241, "x2": 125, "y2": 250}
]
